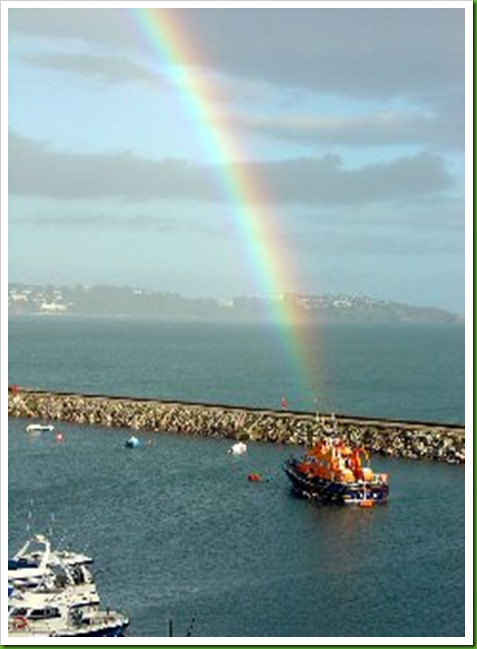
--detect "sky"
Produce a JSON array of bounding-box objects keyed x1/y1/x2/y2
[{"x1": 4, "y1": 1, "x2": 470, "y2": 313}]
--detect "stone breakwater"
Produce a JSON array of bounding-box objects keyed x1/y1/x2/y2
[{"x1": 8, "y1": 388, "x2": 465, "y2": 464}]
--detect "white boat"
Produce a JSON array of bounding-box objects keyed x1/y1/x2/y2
[
  {"x1": 26, "y1": 423, "x2": 55, "y2": 433},
  {"x1": 8, "y1": 534, "x2": 93, "y2": 590},
  {"x1": 8, "y1": 588, "x2": 129, "y2": 637},
  {"x1": 8, "y1": 535, "x2": 129, "y2": 637}
]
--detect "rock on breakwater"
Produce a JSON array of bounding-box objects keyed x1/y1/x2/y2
[{"x1": 8, "y1": 388, "x2": 465, "y2": 464}]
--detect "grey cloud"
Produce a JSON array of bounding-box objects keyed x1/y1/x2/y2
[
  {"x1": 9, "y1": 7, "x2": 464, "y2": 100},
  {"x1": 15, "y1": 46, "x2": 464, "y2": 153},
  {"x1": 22, "y1": 52, "x2": 160, "y2": 86},
  {"x1": 182, "y1": 8, "x2": 464, "y2": 100},
  {"x1": 9, "y1": 132, "x2": 451, "y2": 206},
  {"x1": 9, "y1": 8, "x2": 134, "y2": 50},
  {"x1": 15, "y1": 213, "x2": 177, "y2": 230},
  {"x1": 234, "y1": 154, "x2": 451, "y2": 205},
  {"x1": 235, "y1": 100, "x2": 465, "y2": 151},
  {"x1": 9, "y1": 133, "x2": 220, "y2": 201},
  {"x1": 14, "y1": 210, "x2": 229, "y2": 239}
]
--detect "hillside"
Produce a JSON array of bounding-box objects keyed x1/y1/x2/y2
[{"x1": 8, "y1": 284, "x2": 462, "y2": 323}]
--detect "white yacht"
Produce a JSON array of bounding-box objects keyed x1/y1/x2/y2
[{"x1": 8, "y1": 535, "x2": 129, "y2": 637}]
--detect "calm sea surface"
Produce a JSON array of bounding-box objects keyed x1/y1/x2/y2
[{"x1": 8, "y1": 317, "x2": 466, "y2": 637}]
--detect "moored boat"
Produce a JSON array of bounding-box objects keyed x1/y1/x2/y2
[
  {"x1": 8, "y1": 535, "x2": 129, "y2": 637},
  {"x1": 8, "y1": 589, "x2": 129, "y2": 637},
  {"x1": 228, "y1": 441, "x2": 247, "y2": 455},
  {"x1": 124, "y1": 435, "x2": 141, "y2": 448},
  {"x1": 26, "y1": 423, "x2": 54, "y2": 433},
  {"x1": 283, "y1": 438, "x2": 389, "y2": 505},
  {"x1": 8, "y1": 534, "x2": 92, "y2": 590}
]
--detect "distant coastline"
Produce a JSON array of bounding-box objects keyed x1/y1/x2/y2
[{"x1": 8, "y1": 283, "x2": 463, "y2": 324}]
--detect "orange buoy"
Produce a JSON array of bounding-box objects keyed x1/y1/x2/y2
[{"x1": 247, "y1": 473, "x2": 262, "y2": 482}]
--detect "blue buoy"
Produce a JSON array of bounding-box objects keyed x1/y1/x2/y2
[{"x1": 124, "y1": 436, "x2": 141, "y2": 449}]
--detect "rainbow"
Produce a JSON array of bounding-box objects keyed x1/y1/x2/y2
[{"x1": 129, "y1": 7, "x2": 323, "y2": 406}]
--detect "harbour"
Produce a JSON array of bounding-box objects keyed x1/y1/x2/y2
[
  {"x1": 7, "y1": 318, "x2": 466, "y2": 637},
  {"x1": 7, "y1": 416, "x2": 465, "y2": 637}
]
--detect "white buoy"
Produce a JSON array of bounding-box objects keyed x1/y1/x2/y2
[{"x1": 229, "y1": 442, "x2": 247, "y2": 456}]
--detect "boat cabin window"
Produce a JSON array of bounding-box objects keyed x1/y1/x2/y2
[
  {"x1": 50, "y1": 565, "x2": 70, "y2": 588},
  {"x1": 70, "y1": 602, "x2": 93, "y2": 612},
  {"x1": 10, "y1": 607, "x2": 28, "y2": 617},
  {"x1": 8, "y1": 557, "x2": 39, "y2": 570},
  {"x1": 9, "y1": 578, "x2": 31, "y2": 587},
  {"x1": 29, "y1": 607, "x2": 61, "y2": 620},
  {"x1": 71, "y1": 566, "x2": 86, "y2": 584}
]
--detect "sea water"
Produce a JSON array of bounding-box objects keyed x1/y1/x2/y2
[
  {"x1": 7, "y1": 317, "x2": 464, "y2": 423},
  {"x1": 7, "y1": 317, "x2": 465, "y2": 637}
]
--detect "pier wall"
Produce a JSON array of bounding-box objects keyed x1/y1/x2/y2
[{"x1": 8, "y1": 388, "x2": 465, "y2": 464}]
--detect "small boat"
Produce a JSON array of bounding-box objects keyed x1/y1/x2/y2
[
  {"x1": 26, "y1": 423, "x2": 55, "y2": 433},
  {"x1": 8, "y1": 535, "x2": 129, "y2": 637},
  {"x1": 228, "y1": 442, "x2": 247, "y2": 456},
  {"x1": 283, "y1": 438, "x2": 389, "y2": 505},
  {"x1": 124, "y1": 435, "x2": 141, "y2": 448}
]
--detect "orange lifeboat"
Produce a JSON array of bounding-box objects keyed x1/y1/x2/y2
[{"x1": 283, "y1": 437, "x2": 390, "y2": 505}]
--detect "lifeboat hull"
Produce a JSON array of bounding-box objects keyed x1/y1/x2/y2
[{"x1": 283, "y1": 459, "x2": 389, "y2": 505}]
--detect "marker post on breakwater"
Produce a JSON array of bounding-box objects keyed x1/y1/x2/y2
[{"x1": 8, "y1": 387, "x2": 465, "y2": 464}]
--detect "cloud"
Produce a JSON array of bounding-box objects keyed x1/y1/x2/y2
[
  {"x1": 233, "y1": 101, "x2": 464, "y2": 151},
  {"x1": 12, "y1": 208, "x2": 232, "y2": 239},
  {"x1": 14, "y1": 213, "x2": 177, "y2": 230},
  {"x1": 9, "y1": 7, "x2": 464, "y2": 157},
  {"x1": 9, "y1": 7, "x2": 464, "y2": 100},
  {"x1": 21, "y1": 51, "x2": 160, "y2": 86},
  {"x1": 9, "y1": 132, "x2": 452, "y2": 206},
  {"x1": 179, "y1": 8, "x2": 464, "y2": 100},
  {"x1": 231, "y1": 154, "x2": 452, "y2": 205},
  {"x1": 8, "y1": 7, "x2": 134, "y2": 50},
  {"x1": 8, "y1": 132, "x2": 220, "y2": 201}
]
